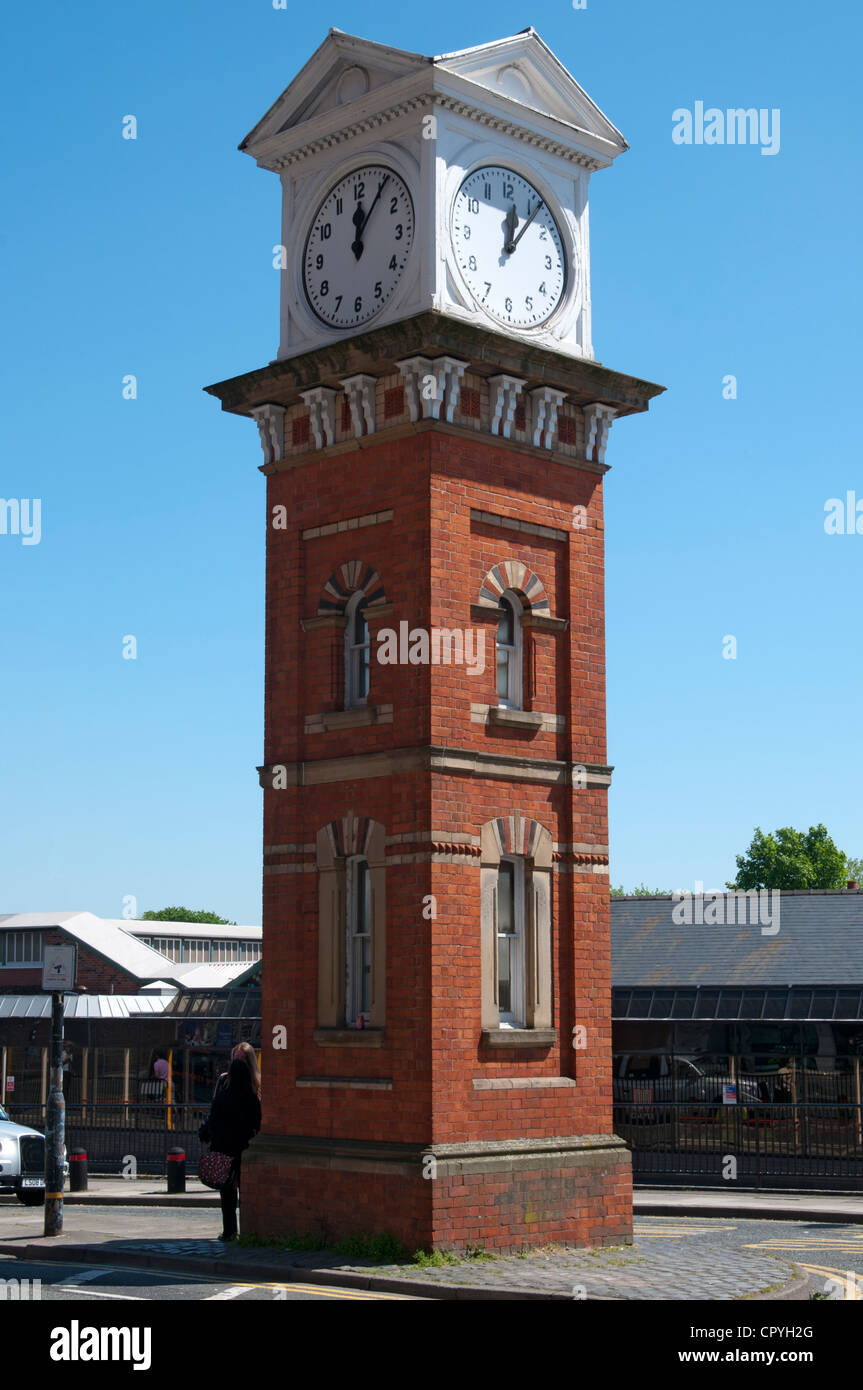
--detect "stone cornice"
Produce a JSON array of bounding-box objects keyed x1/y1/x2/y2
[
  {"x1": 258, "y1": 745, "x2": 613, "y2": 788},
  {"x1": 204, "y1": 311, "x2": 665, "y2": 420}
]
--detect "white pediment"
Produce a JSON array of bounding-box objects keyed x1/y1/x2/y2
[
  {"x1": 240, "y1": 29, "x2": 429, "y2": 152},
  {"x1": 434, "y1": 29, "x2": 626, "y2": 151}
]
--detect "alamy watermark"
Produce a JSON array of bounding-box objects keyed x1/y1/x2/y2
[
  {"x1": 1, "y1": 498, "x2": 41, "y2": 545},
  {"x1": 376, "y1": 621, "x2": 485, "y2": 677},
  {"x1": 672, "y1": 882, "x2": 780, "y2": 935},
  {"x1": 672, "y1": 102, "x2": 780, "y2": 156}
]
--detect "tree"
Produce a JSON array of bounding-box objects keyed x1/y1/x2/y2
[
  {"x1": 845, "y1": 856, "x2": 863, "y2": 885},
  {"x1": 610, "y1": 883, "x2": 672, "y2": 898},
  {"x1": 139, "y1": 907, "x2": 236, "y2": 925},
  {"x1": 727, "y1": 825, "x2": 848, "y2": 891}
]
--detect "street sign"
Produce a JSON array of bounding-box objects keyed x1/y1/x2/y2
[
  {"x1": 5, "y1": 1076, "x2": 14, "y2": 1092},
  {"x1": 723, "y1": 1083, "x2": 738, "y2": 1105},
  {"x1": 41, "y1": 945, "x2": 77, "y2": 991}
]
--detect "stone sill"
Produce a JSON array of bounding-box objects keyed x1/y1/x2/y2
[
  {"x1": 488, "y1": 707, "x2": 546, "y2": 730},
  {"x1": 480, "y1": 1028, "x2": 557, "y2": 1048},
  {"x1": 309, "y1": 705, "x2": 392, "y2": 733},
  {"x1": 313, "y1": 1028, "x2": 385, "y2": 1048}
]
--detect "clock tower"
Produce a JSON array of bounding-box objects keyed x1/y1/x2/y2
[{"x1": 206, "y1": 27, "x2": 663, "y2": 1253}]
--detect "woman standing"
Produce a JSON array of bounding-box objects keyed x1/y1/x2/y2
[{"x1": 206, "y1": 1057, "x2": 261, "y2": 1242}]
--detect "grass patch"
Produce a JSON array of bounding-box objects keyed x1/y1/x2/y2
[{"x1": 334, "y1": 1232, "x2": 406, "y2": 1262}]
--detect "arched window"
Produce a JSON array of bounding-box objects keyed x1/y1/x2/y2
[
  {"x1": 496, "y1": 856, "x2": 525, "y2": 1027},
  {"x1": 344, "y1": 591, "x2": 370, "y2": 708},
  {"x1": 496, "y1": 589, "x2": 523, "y2": 709},
  {"x1": 346, "y1": 854, "x2": 372, "y2": 1025}
]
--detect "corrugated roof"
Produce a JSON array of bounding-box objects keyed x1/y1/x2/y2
[
  {"x1": 121, "y1": 921, "x2": 261, "y2": 940},
  {"x1": 0, "y1": 993, "x2": 172, "y2": 1019},
  {"x1": 611, "y1": 891, "x2": 863, "y2": 988}
]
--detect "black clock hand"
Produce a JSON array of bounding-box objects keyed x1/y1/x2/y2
[
  {"x1": 351, "y1": 202, "x2": 366, "y2": 260},
  {"x1": 503, "y1": 203, "x2": 517, "y2": 256},
  {"x1": 351, "y1": 175, "x2": 390, "y2": 261},
  {"x1": 506, "y1": 199, "x2": 543, "y2": 253}
]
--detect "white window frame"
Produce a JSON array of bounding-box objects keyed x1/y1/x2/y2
[
  {"x1": 2, "y1": 931, "x2": 44, "y2": 966},
  {"x1": 496, "y1": 855, "x2": 525, "y2": 1027},
  {"x1": 495, "y1": 589, "x2": 523, "y2": 710},
  {"x1": 344, "y1": 591, "x2": 371, "y2": 709},
  {"x1": 345, "y1": 854, "x2": 372, "y2": 1025}
]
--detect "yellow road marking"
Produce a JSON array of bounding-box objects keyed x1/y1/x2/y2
[
  {"x1": 793, "y1": 1262, "x2": 863, "y2": 1299},
  {"x1": 211, "y1": 1278, "x2": 416, "y2": 1300}
]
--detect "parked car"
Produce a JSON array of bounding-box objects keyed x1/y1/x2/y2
[
  {"x1": 614, "y1": 1055, "x2": 761, "y2": 1109},
  {"x1": 0, "y1": 1104, "x2": 68, "y2": 1205}
]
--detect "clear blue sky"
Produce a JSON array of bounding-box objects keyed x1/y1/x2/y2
[{"x1": 2, "y1": 0, "x2": 860, "y2": 922}]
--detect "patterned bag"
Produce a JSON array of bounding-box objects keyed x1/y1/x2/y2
[{"x1": 199, "y1": 1149, "x2": 234, "y2": 1190}]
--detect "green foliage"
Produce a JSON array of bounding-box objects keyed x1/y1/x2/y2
[
  {"x1": 610, "y1": 884, "x2": 672, "y2": 898},
  {"x1": 140, "y1": 906, "x2": 236, "y2": 925},
  {"x1": 334, "y1": 1231, "x2": 406, "y2": 1262},
  {"x1": 727, "y1": 825, "x2": 848, "y2": 891},
  {"x1": 845, "y1": 856, "x2": 863, "y2": 885},
  {"x1": 411, "y1": 1244, "x2": 493, "y2": 1267}
]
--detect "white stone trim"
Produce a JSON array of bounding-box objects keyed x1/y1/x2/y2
[
  {"x1": 299, "y1": 386, "x2": 339, "y2": 449},
  {"x1": 528, "y1": 386, "x2": 567, "y2": 450},
  {"x1": 583, "y1": 403, "x2": 616, "y2": 465},
  {"x1": 250, "y1": 404, "x2": 286, "y2": 464},
  {"x1": 340, "y1": 373, "x2": 377, "y2": 438},
  {"x1": 488, "y1": 374, "x2": 527, "y2": 439}
]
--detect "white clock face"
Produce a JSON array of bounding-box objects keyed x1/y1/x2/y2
[
  {"x1": 451, "y1": 167, "x2": 567, "y2": 329},
  {"x1": 303, "y1": 165, "x2": 414, "y2": 329}
]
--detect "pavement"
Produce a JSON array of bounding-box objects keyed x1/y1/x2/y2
[{"x1": 4, "y1": 1181, "x2": 859, "y2": 1299}]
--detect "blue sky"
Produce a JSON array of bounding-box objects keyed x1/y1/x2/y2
[{"x1": 1, "y1": 0, "x2": 860, "y2": 922}]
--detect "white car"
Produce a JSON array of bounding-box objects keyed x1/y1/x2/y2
[{"x1": 0, "y1": 1104, "x2": 68, "y2": 1205}]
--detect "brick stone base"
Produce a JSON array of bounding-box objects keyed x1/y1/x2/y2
[{"x1": 239, "y1": 1133, "x2": 632, "y2": 1254}]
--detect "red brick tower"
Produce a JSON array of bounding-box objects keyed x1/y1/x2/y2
[{"x1": 206, "y1": 28, "x2": 663, "y2": 1251}]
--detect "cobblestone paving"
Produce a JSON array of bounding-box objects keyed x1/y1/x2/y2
[{"x1": 101, "y1": 1218, "x2": 802, "y2": 1300}]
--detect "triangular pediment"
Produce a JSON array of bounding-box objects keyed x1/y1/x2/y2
[
  {"x1": 433, "y1": 29, "x2": 626, "y2": 151},
  {"x1": 240, "y1": 29, "x2": 430, "y2": 152}
]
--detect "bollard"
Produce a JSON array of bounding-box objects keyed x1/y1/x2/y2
[
  {"x1": 166, "y1": 1147, "x2": 186, "y2": 1194},
  {"x1": 68, "y1": 1148, "x2": 88, "y2": 1192}
]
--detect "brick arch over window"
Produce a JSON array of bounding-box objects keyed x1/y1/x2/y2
[
  {"x1": 477, "y1": 560, "x2": 550, "y2": 615},
  {"x1": 318, "y1": 561, "x2": 387, "y2": 617},
  {"x1": 479, "y1": 811, "x2": 553, "y2": 1034}
]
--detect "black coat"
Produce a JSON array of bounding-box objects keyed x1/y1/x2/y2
[{"x1": 207, "y1": 1085, "x2": 261, "y2": 1159}]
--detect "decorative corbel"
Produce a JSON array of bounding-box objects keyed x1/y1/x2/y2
[
  {"x1": 528, "y1": 386, "x2": 567, "y2": 449},
  {"x1": 299, "y1": 386, "x2": 338, "y2": 449},
  {"x1": 340, "y1": 373, "x2": 376, "y2": 438},
  {"x1": 488, "y1": 375, "x2": 527, "y2": 439},
  {"x1": 583, "y1": 403, "x2": 617, "y2": 465},
  {"x1": 429, "y1": 356, "x2": 468, "y2": 423},
  {"x1": 395, "y1": 356, "x2": 433, "y2": 422},
  {"x1": 250, "y1": 404, "x2": 286, "y2": 465}
]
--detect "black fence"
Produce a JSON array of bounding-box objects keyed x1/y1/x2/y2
[
  {"x1": 615, "y1": 1100, "x2": 863, "y2": 1189},
  {"x1": 9, "y1": 1103, "x2": 212, "y2": 1176}
]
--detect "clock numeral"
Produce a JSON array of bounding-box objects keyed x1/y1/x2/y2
[
  {"x1": 320, "y1": 280, "x2": 329, "y2": 296},
  {"x1": 484, "y1": 182, "x2": 491, "y2": 200},
  {"x1": 482, "y1": 282, "x2": 491, "y2": 300},
  {"x1": 462, "y1": 224, "x2": 470, "y2": 240},
  {"x1": 468, "y1": 255, "x2": 477, "y2": 271},
  {"x1": 320, "y1": 223, "x2": 332, "y2": 241},
  {"x1": 335, "y1": 295, "x2": 343, "y2": 311},
  {"x1": 545, "y1": 255, "x2": 552, "y2": 269},
  {"x1": 315, "y1": 254, "x2": 324, "y2": 270},
  {"x1": 525, "y1": 295, "x2": 533, "y2": 311},
  {"x1": 336, "y1": 198, "x2": 343, "y2": 215},
  {"x1": 394, "y1": 224, "x2": 403, "y2": 240},
  {"x1": 539, "y1": 227, "x2": 547, "y2": 240},
  {"x1": 354, "y1": 181, "x2": 365, "y2": 200},
  {"x1": 505, "y1": 296, "x2": 512, "y2": 313},
  {"x1": 503, "y1": 182, "x2": 514, "y2": 199},
  {"x1": 374, "y1": 281, "x2": 382, "y2": 300},
  {"x1": 539, "y1": 282, "x2": 547, "y2": 295},
  {"x1": 354, "y1": 295, "x2": 362, "y2": 313},
  {"x1": 467, "y1": 197, "x2": 479, "y2": 214},
  {"x1": 388, "y1": 255, "x2": 397, "y2": 270},
  {"x1": 390, "y1": 196, "x2": 398, "y2": 214}
]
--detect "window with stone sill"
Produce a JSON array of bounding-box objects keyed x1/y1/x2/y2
[
  {"x1": 496, "y1": 589, "x2": 523, "y2": 710},
  {"x1": 344, "y1": 590, "x2": 371, "y2": 709},
  {"x1": 480, "y1": 815, "x2": 553, "y2": 1037},
  {"x1": 316, "y1": 817, "x2": 386, "y2": 1032}
]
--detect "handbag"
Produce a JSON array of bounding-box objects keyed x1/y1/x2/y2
[{"x1": 199, "y1": 1148, "x2": 234, "y2": 1190}]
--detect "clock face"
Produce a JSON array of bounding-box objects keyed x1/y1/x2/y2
[
  {"x1": 451, "y1": 167, "x2": 567, "y2": 329},
  {"x1": 303, "y1": 165, "x2": 414, "y2": 329}
]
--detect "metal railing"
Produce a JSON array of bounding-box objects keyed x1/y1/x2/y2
[
  {"x1": 8, "y1": 1103, "x2": 213, "y2": 1175},
  {"x1": 615, "y1": 1099, "x2": 863, "y2": 1189}
]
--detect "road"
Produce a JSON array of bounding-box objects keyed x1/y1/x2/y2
[{"x1": 0, "y1": 1253, "x2": 422, "y2": 1301}]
